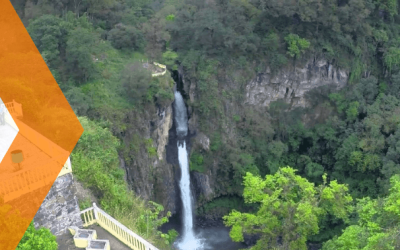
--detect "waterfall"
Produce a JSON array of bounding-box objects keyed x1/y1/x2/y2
[
  {"x1": 175, "y1": 91, "x2": 188, "y2": 138},
  {"x1": 174, "y1": 91, "x2": 203, "y2": 250}
]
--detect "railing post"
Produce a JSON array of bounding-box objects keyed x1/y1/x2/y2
[{"x1": 93, "y1": 203, "x2": 98, "y2": 220}]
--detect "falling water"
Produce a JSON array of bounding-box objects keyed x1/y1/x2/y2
[{"x1": 174, "y1": 91, "x2": 203, "y2": 250}]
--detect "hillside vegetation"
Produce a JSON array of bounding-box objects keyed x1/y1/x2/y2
[{"x1": 10, "y1": 0, "x2": 400, "y2": 249}]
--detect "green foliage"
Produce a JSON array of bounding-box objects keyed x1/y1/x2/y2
[
  {"x1": 224, "y1": 167, "x2": 353, "y2": 250},
  {"x1": 169, "y1": 0, "x2": 260, "y2": 61},
  {"x1": 376, "y1": 0, "x2": 398, "y2": 17},
  {"x1": 166, "y1": 14, "x2": 175, "y2": 21},
  {"x1": 304, "y1": 162, "x2": 324, "y2": 179},
  {"x1": 145, "y1": 76, "x2": 174, "y2": 106},
  {"x1": 71, "y1": 117, "x2": 171, "y2": 247},
  {"x1": 323, "y1": 175, "x2": 400, "y2": 250},
  {"x1": 27, "y1": 15, "x2": 68, "y2": 68},
  {"x1": 145, "y1": 138, "x2": 157, "y2": 157},
  {"x1": 284, "y1": 34, "x2": 310, "y2": 58},
  {"x1": 210, "y1": 133, "x2": 222, "y2": 151},
  {"x1": 379, "y1": 82, "x2": 388, "y2": 94},
  {"x1": 231, "y1": 153, "x2": 260, "y2": 183},
  {"x1": 18, "y1": 1, "x2": 400, "y2": 249},
  {"x1": 108, "y1": 24, "x2": 145, "y2": 50},
  {"x1": 384, "y1": 47, "x2": 400, "y2": 72},
  {"x1": 121, "y1": 62, "x2": 153, "y2": 105},
  {"x1": 66, "y1": 27, "x2": 99, "y2": 83},
  {"x1": 197, "y1": 196, "x2": 252, "y2": 218},
  {"x1": 262, "y1": 33, "x2": 280, "y2": 52},
  {"x1": 349, "y1": 59, "x2": 365, "y2": 84},
  {"x1": 79, "y1": 198, "x2": 92, "y2": 210},
  {"x1": 189, "y1": 152, "x2": 205, "y2": 173},
  {"x1": 329, "y1": 93, "x2": 347, "y2": 114},
  {"x1": 346, "y1": 101, "x2": 360, "y2": 121},
  {"x1": 384, "y1": 175, "x2": 400, "y2": 217},
  {"x1": 233, "y1": 115, "x2": 241, "y2": 122},
  {"x1": 142, "y1": 14, "x2": 171, "y2": 60},
  {"x1": 159, "y1": 229, "x2": 179, "y2": 246},
  {"x1": 265, "y1": 140, "x2": 288, "y2": 174},
  {"x1": 162, "y1": 49, "x2": 179, "y2": 70},
  {"x1": 16, "y1": 222, "x2": 57, "y2": 250}
]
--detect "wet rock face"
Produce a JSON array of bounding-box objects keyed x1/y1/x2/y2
[
  {"x1": 156, "y1": 106, "x2": 173, "y2": 161},
  {"x1": 123, "y1": 103, "x2": 177, "y2": 215},
  {"x1": 194, "y1": 132, "x2": 210, "y2": 151},
  {"x1": 174, "y1": 56, "x2": 350, "y2": 208},
  {"x1": 164, "y1": 57, "x2": 349, "y2": 216},
  {"x1": 192, "y1": 171, "x2": 214, "y2": 200},
  {"x1": 245, "y1": 59, "x2": 348, "y2": 107}
]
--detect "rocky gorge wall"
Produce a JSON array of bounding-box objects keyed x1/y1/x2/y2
[
  {"x1": 245, "y1": 58, "x2": 348, "y2": 107},
  {"x1": 120, "y1": 103, "x2": 179, "y2": 215},
  {"x1": 121, "y1": 57, "x2": 350, "y2": 219},
  {"x1": 176, "y1": 56, "x2": 349, "y2": 217}
]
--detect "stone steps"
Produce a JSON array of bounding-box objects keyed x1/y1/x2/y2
[{"x1": 68, "y1": 227, "x2": 110, "y2": 250}]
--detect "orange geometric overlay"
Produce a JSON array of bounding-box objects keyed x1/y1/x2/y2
[{"x1": 0, "y1": 1, "x2": 83, "y2": 249}]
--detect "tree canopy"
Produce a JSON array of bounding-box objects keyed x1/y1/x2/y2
[
  {"x1": 223, "y1": 167, "x2": 353, "y2": 250},
  {"x1": 323, "y1": 175, "x2": 400, "y2": 250},
  {"x1": 16, "y1": 222, "x2": 57, "y2": 250}
]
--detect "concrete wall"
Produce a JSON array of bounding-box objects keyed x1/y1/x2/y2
[{"x1": 33, "y1": 173, "x2": 83, "y2": 235}]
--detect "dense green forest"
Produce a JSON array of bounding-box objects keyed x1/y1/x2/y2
[{"x1": 10, "y1": 0, "x2": 400, "y2": 249}]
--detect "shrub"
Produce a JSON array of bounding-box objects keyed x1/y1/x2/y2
[
  {"x1": 384, "y1": 47, "x2": 400, "y2": 72},
  {"x1": 71, "y1": 117, "x2": 172, "y2": 248},
  {"x1": 190, "y1": 152, "x2": 205, "y2": 172},
  {"x1": 108, "y1": 24, "x2": 145, "y2": 50},
  {"x1": 162, "y1": 49, "x2": 178, "y2": 70},
  {"x1": 233, "y1": 115, "x2": 241, "y2": 122},
  {"x1": 284, "y1": 33, "x2": 310, "y2": 58},
  {"x1": 210, "y1": 133, "x2": 222, "y2": 151},
  {"x1": 16, "y1": 222, "x2": 57, "y2": 250},
  {"x1": 121, "y1": 62, "x2": 152, "y2": 105}
]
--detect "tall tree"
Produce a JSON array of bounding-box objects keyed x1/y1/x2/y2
[
  {"x1": 223, "y1": 167, "x2": 353, "y2": 250},
  {"x1": 323, "y1": 175, "x2": 400, "y2": 250},
  {"x1": 65, "y1": 26, "x2": 98, "y2": 83}
]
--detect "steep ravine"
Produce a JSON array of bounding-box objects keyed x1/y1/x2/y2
[
  {"x1": 178, "y1": 56, "x2": 349, "y2": 216},
  {"x1": 121, "y1": 57, "x2": 349, "y2": 245},
  {"x1": 117, "y1": 81, "x2": 179, "y2": 216},
  {"x1": 120, "y1": 71, "x2": 194, "y2": 218}
]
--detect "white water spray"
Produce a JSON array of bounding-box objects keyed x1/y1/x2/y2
[{"x1": 174, "y1": 91, "x2": 203, "y2": 250}]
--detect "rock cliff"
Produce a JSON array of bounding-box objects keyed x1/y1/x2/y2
[
  {"x1": 245, "y1": 58, "x2": 348, "y2": 107},
  {"x1": 122, "y1": 103, "x2": 178, "y2": 215},
  {"x1": 177, "y1": 57, "x2": 349, "y2": 214},
  {"x1": 124, "y1": 57, "x2": 349, "y2": 217}
]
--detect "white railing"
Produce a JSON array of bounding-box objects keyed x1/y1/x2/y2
[
  {"x1": 0, "y1": 158, "x2": 64, "y2": 202},
  {"x1": 153, "y1": 62, "x2": 166, "y2": 69},
  {"x1": 81, "y1": 203, "x2": 159, "y2": 250},
  {"x1": 81, "y1": 206, "x2": 97, "y2": 227},
  {"x1": 0, "y1": 100, "x2": 72, "y2": 202},
  {"x1": 3, "y1": 100, "x2": 70, "y2": 165},
  {"x1": 2, "y1": 102, "x2": 19, "y2": 131},
  {"x1": 152, "y1": 62, "x2": 167, "y2": 77},
  {"x1": 14, "y1": 119, "x2": 70, "y2": 165},
  {"x1": 4, "y1": 100, "x2": 23, "y2": 118}
]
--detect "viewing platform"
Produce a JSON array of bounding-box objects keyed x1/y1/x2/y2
[
  {"x1": 0, "y1": 100, "x2": 72, "y2": 203},
  {"x1": 56, "y1": 203, "x2": 159, "y2": 250},
  {"x1": 0, "y1": 100, "x2": 160, "y2": 250},
  {"x1": 142, "y1": 60, "x2": 167, "y2": 77}
]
